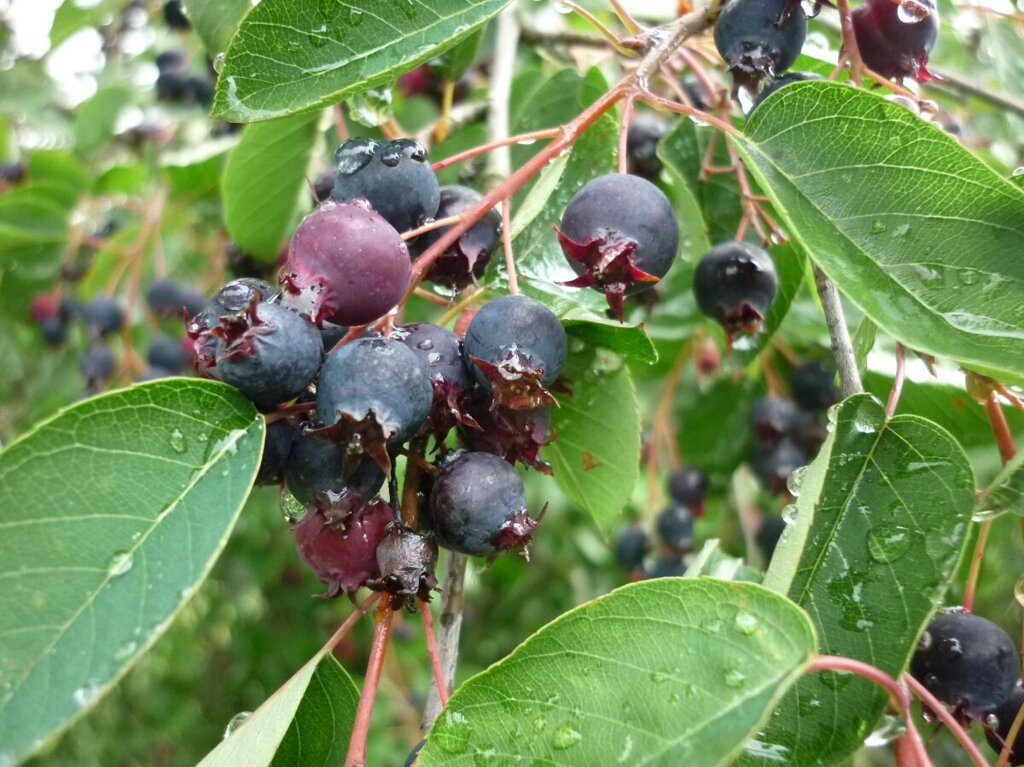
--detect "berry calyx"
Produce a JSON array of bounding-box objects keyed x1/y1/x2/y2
[
  {"x1": 714, "y1": 0, "x2": 808, "y2": 94},
  {"x1": 693, "y1": 240, "x2": 778, "y2": 342},
  {"x1": 393, "y1": 323, "x2": 478, "y2": 435},
  {"x1": 281, "y1": 200, "x2": 411, "y2": 327},
  {"x1": 330, "y1": 137, "x2": 440, "y2": 233},
  {"x1": 910, "y1": 611, "x2": 1021, "y2": 721},
  {"x1": 556, "y1": 173, "x2": 678, "y2": 322},
  {"x1": 852, "y1": 0, "x2": 939, "y2": 82},
  {"x1": 464, "y1": 295, "x2": 567, "y2": 410},
  {"x1": 283, "y1": 429, "x2": 385, "y2": 520},
  {"x1": 428, "y1": 452, "x2": 541, "y2": 557},
  {"x1": 314, "y1": 337, "x2": 433, "y2": 475},
  {"x1": 410, "y1": 185, "x2": 502, "y2": 290},
  {"x1": 459, "y1": 395, "x2": 553, "y2": 474}
]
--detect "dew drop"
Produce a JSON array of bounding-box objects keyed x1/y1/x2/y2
[
  {"x1": 169, "y1": 428, "x2": 187, "y2": 453},
  {"x1": 786, "y1": 465, "x2": 808, "y2": 496},
  {"x1": 222, "y1": 711, "x2": 252, "y2": 739},
  {"x1": 724, "y1": 668, "x2": 747, "y2": 687},
  {"x1": 868, "y1": 524, "x2": 912, "y2": 563},
  {"x1": 107, "y1": 550, "x2": 134, "y2": 577},
  {"x1": 113, "y1": 640, "x2": 138, "y2": 661},
  {"x1": 870, "y1": 220, "x2": 888, "y2": 234},
  {"x1": 553, "y1": 0, "x2": 573, "y2": 13},
  {"x1": 735, "y1": 612, "x2": 759, "y2": 636},
  {"x1": 212, "y1": 52, "x2": 226, "y2": 74},
  {"x1": 551, "y1": 723, "x2": 582, "y2": 750},
  {"x1": 416, "y1": 338, "x2": 434, "y2": 351},
  {"x1": 335, "y1": 137, "x2": 379, "y2": 175},
  {"x1": 72, "y1": 681, "x2": 103, "y2": 708},
  {"x1": 897, "y1": 0, "x2": 931, "y2": 23},
  {"x1": 864, "y1": 714, "x2": 907, "y2": 746},
  {"x1": 434, "y1": 710, "x2": 472, "y2": 754},
  {"x1": 347, "y1": 8, "x2": 364, "y2": 26},
  {"x1": 781, "y1": 504, "x2": 799, "y2": 525},
  {"x1": 1013, "y1": 167, "x2": 1024, "y2": 178},
  {"x1": 396, "y1": 0, "x2": 416, "y2": 18}
]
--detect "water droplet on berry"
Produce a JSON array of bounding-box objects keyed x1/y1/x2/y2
[
  {"x1": 864, "y1": 714, "x2": 907, "y2": 746},
  {"x1": 867, "y1": 524, "x2": 912, "y2": 563},
  {"x1": 72, "y1": 681, "x2": 103, "y2": 708},
  {"x1": 551, "y1": 723, "x2": 582, "y2": 749},
  {"x1": 781, "y1": 504, "x2": 799, "y2": 525},
  {"x1": 786, "y1": 466, "x2": 808, "y2": 496},
  {"x1": 416, "y1": 338, "x2": 434, "y2": 351},
  {"x1": 222, "y1": 711, "x2": 252, "y2": 739},
  {"x1": 212, "y1": 53, "x2": 226, "y2": 74},
  {"x1": 169, "y1": 428, "x2": 187, "y2": 453},
  {"x1": 433, "y1": 710, "x2": 472, "y2": 753},
  {"x1": 336, "y1": 138, "x2": 379, "y2": 175},
  {"x1": 724, "y1": 668, "x2": 747, "y2": 687},
  {"x1": 897, "y1": 0, "x2": 931, "y2": 24},
  {"x1": 735, "y1": 612, "x2": 759, "y2": 635},
  {"x1": 107, "y1": 551, "x2": 134, "y2": 577}
]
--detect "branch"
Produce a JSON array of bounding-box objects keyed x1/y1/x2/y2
[
  {"x1": 421, "y1": 551, "x2": 469, "y2": 729},
  {"x1": 813, "y1": 265, "x2": 864, "y2": 398}
]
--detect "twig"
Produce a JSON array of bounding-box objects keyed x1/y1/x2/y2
[
  {"x1": 421, "y1": 551, "x2": 468, "y2": 729},
  {"x1": 835, "y1": 0, "x2": 864, "y2": 84},
  {"x1": 483, "y1": 5, "x2": 520, "y2": 189},
  {"x1": 925, "y1": 69, "x2": 1024, "y2": 120},
  {"x1": 813, "y1": 265, "x2": 864, "y2": 397},
  {"x1": 345, "y1": 608, "x2": 395, "y2": 767},
  {"x1": 557, "y1": 0, "x2": 639, "y2": 57},
  {"x1": 963, "y1": 519, "x2": 992, "y2": 615},
  {"x1": 501, "y1": 198, "x2": 519, "y2": 295},
  {"x1": 886, "y1": 344, "x2": 907, "y2": 418},
  {"x1": 431, "y1": 129, "x2": 560, "y2": 173},
  {"x1": 609, "y1": 0, "x2": 643, "y2": 34},
  {"x1": 401, "y1": 214, "x2": 464, "y2": 241},
  {"x1": 618, "y1": 93, "x2": 636, "y2": 174}
]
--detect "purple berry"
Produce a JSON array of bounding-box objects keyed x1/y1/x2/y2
[
  {"x1": 410, "y1": 185, "x2": 501, "y2": 290},
  {"x1": 714, "y1": 0, "x2": 807, "y2": 94},
  {"x1": 668, "y1": 467, "x2": 709, "y2": 515},
  {"x1": 82, "y1": 296, "x2": 124, "y2": 336},
  {"x1": 283, "y1": 429, "x2": 385, "y2": 518},
  {"x1": 79, "y1": 344, "x2": 116, "y2": 384},
  {"x1": 292, "y1": 503, "x2": 394, "y2": 597},
  {"x1": 626, "y1": 112, "x2": 670, "y2": 180},
  {"x1": 790, "y1": 360, "x2": 838, "y2": 411},
  {"x1": 853, "y1": 0, "x2": 939, "y2": 82}
]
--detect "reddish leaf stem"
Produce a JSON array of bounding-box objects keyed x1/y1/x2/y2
[
  {"x1": 997, "y1": 697, "x2": 1024, "y2": 767},
  {"x1": 886, "y1": 343, "x2": 907, "y2": 419},
  {"x1": 344, "y1": 607, "x2": 395, "y2": 767},
  {"x1": 904, "y1": 674, "x2": 991, "y2": 767},
  {"x1": 430, "y1": 128, "x2": 560, "y2": 172},
  {"x1": 420, "y1": 601, "x2": 449, "y2": 708},
  {"x1": 618, "y1": 92, "x2": 636, "y2": 174}
]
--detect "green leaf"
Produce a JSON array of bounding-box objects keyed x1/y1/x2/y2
[
  {"x1": 212, "y1": 0, "x2": 509, "y2": 122},
  {"x1": 677, "y1": 376, "x2": 762, "y2": 481},
  {"x1": 976, "y1": 450, "x2": 1024, "y2": 519},
  {"x1": 197, "y1": 651, "x2": 359, "y2": 767},
  {"x1": 0, "y1": 380, "x2": 263, "y2": 764},
  {"x1": 74, "y1": 85, "x2": 133, "y2": 157},
  {"x1": 223, "y1": 111, "x2": 323, "y2": 261},
  {"x1": 184, "y1": 0, "x2": 252, "y2": 54},
  {"x1": 544, "y1": 345, "x2": 639, "y2": 538},
  {"x1": 745, "y1": 394, "x2": 974, "y2": 766},
  {"x1": 435, "y1": 27, "x2": 483, "y2": 82},
  {"x1": 735, "y1": 81, "x2": 1024, "y2": 385},
  {"x1": 162, "y1": 136, "x2": 238, "y2": 200},
  {"x1": 685, "y1": 539, "x2": 763, "y2": 582},
  {"x1": 26, "y1": 150, "x2": 89, "y2": 210},
  {"x1": 852, "y1": 316, "x2": 877, "y2": 378},
  {"x1": 0, "y1": 189, "x2": 69, "y2": 280},
  {"x1": 419, "y1": 578, "x2": 816, "y2": 766}
]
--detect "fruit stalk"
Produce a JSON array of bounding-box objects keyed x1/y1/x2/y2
[
  {"x1": 903, "y1": 674, "x2": 990, "y2": 767},
  {"x1": 344, "y1": 607, "x2": 395, "y2": 767}
]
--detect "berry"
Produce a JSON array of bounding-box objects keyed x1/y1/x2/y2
[
  {"x1": 647, "y1": 555, "x2": 687, "y2": 579},
  {"x1": 188, "y1": 279, "x2": 277, "y2": 375},
  {"x1": 410, "y1": 185, "x2": 501, "y2": 290},
  {"x1": 625, "y1": 111, "x2": 670, "y2": 180},
  {"x1": 147, "y1": 278, "x2": 205, "y2": 318},
  {"x1": 714, "y1": 0, "x2": 807, "y2": 94},
  {"x1": 366, "y1": 526, "x2": 439, "y2": 610},
  {"x1": 614, "y1": 524, "x2": 650, "y2": 571},
  {"x1": 147, "y1": 335, "x2": 189, "y2": 373},
  {"x1": 404, "y1": 740, "x2": 426, "y2": 767},
  {"x1": 748, "y1": 72, "x2": 823, "y2": 115},
  {"x1": 155, "y1": 50, "x2": 188, "y2": 74},
  {"x1": 283, "y1": 430, "x2": 385, "y2": 517},
  {"x1": 256, "y1": 418, "x2": 299, "y2": 485},
  {"x1": 985, "y1": 684, "x2": 1024, "y2": 765},
  {"x1": 680, "y1": 75, "x2": 710, "y2": 110},
  {"x1": 755, "y1": 514, "x2": 786, "y2": 562},
  {"x1": 292, "y1": 503, "x2": 394, "y2": 597},
  {"x1": 852, "y1": 0, "x2": 939, "y2": 82},
  {"x1": 156, "y1": 72, "x2": 190, "y2": 102},
  {"x1": 280, "y1": 200, "x2": 411, "y2": 326},
  {"x1": 463, "y1": 295, "x2": 567, "y2": 410},
  {"x1": 668, "y1": 467, "x2": 709, "y2": 515},
  {"x1": 314, "y1": 337, "x2": 433, "y2": 474},
  {"x1": 82, "y1": 296, "x2": 124, "y2": 336},
  {"x1": 753, "y1": 439, "x2": 806, "y2": 494},
  {"x1": 693, "y1": 240, "x2": 778, "y2": 340},
  {"x1": 394, "y1": 323, "x2": 477, "y2": 434},
  {"x1": 790, "y1": 360, "x2": 838, "y2": 411},
  {"x1": 320, "y1": 322, "x2": 349, "y2": 350},
  {"x1": 79, "y1": 344, "x2": 116, "y2": 384},
  {"x1": 330, "y1": 137, "x2": 440, "y2": 233},
  {"x1": 429, "y1": 452, "x2": 540, "y2": 557},
  {"x1": 459, "y1": 395, "x2": 552, "y2": 473},
  {"x1": 556, "y1": 173, "x2": 679, "y2": 321},
  {"x1": 911, "y1": 611, "x2": 1021, "y2": 719},
  {"x1": 752, "y1": 395, "x2": 802, "y2": 446},
  {"x1": 40, "y1": 315, "x2": 68, "y2": 347},
  {"x1": 208, "y1": 301, "x2": 323, "y2": 410},
  {"x1": 656, "y1": 504, "x2": 695, "y2": 554},
  {"x1": 163, "y1": 0, "x2": 190, "y2": 29}
]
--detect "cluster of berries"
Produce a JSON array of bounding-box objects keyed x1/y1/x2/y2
[
  {"x1": 714, "y1": 0, "x2": 939, "y2": 100},
  {"x1": 911, "y1": 610, "x2": 1024, "y2": 764},
  {"x1": 154, "y1": 50, "x2": 214, "y2": 108},
  {"x1": 614, "y1": 467, "x2": 709, "y2": 579},
  {"x1": 30, "y1": 294, "x2": 125, "y2": 392}
]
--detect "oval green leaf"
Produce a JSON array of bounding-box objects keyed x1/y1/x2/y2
[
  {"x1": 744, "y1": 394, "x2": 974, "y2": 766},
  {"x1": 198, "y1": 651, "x2": 359, "y2": 767},
  {"x1": 212, "y1": 0, "x2": 510, "y2": 122},
  {"x1": 736, "y1": 81, "x2": 1024, "y2": 384},
  {"x1": 0, "y1": 379, "x2": 263, "y2": 765},
  {"x1": 418, "y1": 578, "x2": 817, "y2": 766}
]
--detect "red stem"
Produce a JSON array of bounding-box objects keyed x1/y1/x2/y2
[
  {"x1": 886, "y1": 344, "x2": 907, "y2": 419},
  {"x1": 344, "y1": 608, "x2": 395, "y2": 767},
  {"x1": 431, "y1": 128, "x2": 560, "y2": 172},
  {"x1": 420, "y1": 601, "x2": 449, "y2": 708},
  {"x1": 904, "y1": 674, "x2": 991, "y2": 767},
  {"x1": 985, "y1": 394, "x2": 1018, "y2": 464}
]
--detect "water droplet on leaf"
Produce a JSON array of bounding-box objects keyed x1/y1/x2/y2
[
  {"x1": 222, "y1": 711, "x2": 252, "y2": 739},
  {"x1": 434, "y1": 710, "x2": 472, "y2": 754},
  {"x1": 169, "y1": 428, "x2": 187, "y2": 453},
  {"x1": 107, "y1": 551, "x2": 134, "y2": 577},
  {"x1": 551, "y1": 723, "x2": 582, "y2": 750},
  {"x1": 868, "y1": 524, "x2": 912, "y2": 563}
]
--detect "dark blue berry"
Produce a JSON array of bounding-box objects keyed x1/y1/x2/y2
[
  {"x1": 404, "y1": 739, "x2": 426, "y2": 767},
  {"x1": 155, "y1": 50, "x2": 188, "y2": 74},
  {"x1": 331, "y1": 138, "x2": 440, "y2": 233},
  {"x1": 626, "y1": 112, "x2": 670, "y2": 180},
  {"x1": 647, "y1": 555, "x2": 687, "y2": 579},
  {"x1": 755, "y1": 514, "x2": 786, "y2": 563},
  {"x1": 911, "y1": 612, "x2": 1020, "y2": 720},
  {"x1": 394, "y1": 323, "x2": 475, "y2": 434},
  {"x1": 147, "y1": 335, "x2": 188, "y2": 373},
  {"x1": 79, "y1": 344, "x2": 116, "y2": 383},
  {"x1": 614, "y1": 524, "x2": 649, "y2": 570},
  {"x1": 256, "y1": 418, "x2": 299, "y2": 485},
  {"x1": 985, "y1": 684, "x2": 1024, "y2": 764},
  {"x1": 693, "y1": 240, "x2": 778, "y2": 340},
  {"x1": 752, "y1": 439, "x2": 806, "y2": 494},
  {"x1": 39, "y1": 315, "x2": 68, "y2": 347},
  {"x1": 428, "y1": 452, "x2": 539, "y2": 557},
  {"x1": 410, "y1": 185, "x2": 501, "y2": 290},
  {"x1": 464, "y1": 295, "x2": 567, "y2": 410},
  {"x1": 668, "y1": 467, "x2": 708, "y2": 512},
  {"x1": 283, "y1": 429, "x2": 385, "y2": 515},
  {"x1": 656, "y1": 504, "x2": 695, "y2": 554},
  {"x1": 213, "y1": 302, "x2": 323, "y2": 410},
  {"x1": 315, "y1": 337, "x2": 433, "y2": 474},
  {"x1": 82, "y1": 296, "x2": 124, "y2": 336},
  {"x1": 163, "y1": 0, "x2": 190, "y2": 29},
  {"x1": 790, "y1": 360, "x2": 838, "y2": 411},
  {"x1": 557, "y1": 173, "x2": 679, "y2": 321},
  {"x1": 714, "y1": 0, "x2": 807, "y2": 94},
  {"x1": 752, "y1": 396, "x2": 802, "y2": 446},
  {"x1": 147, "y1": 278, "x2": 206, "y2": 318}
]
